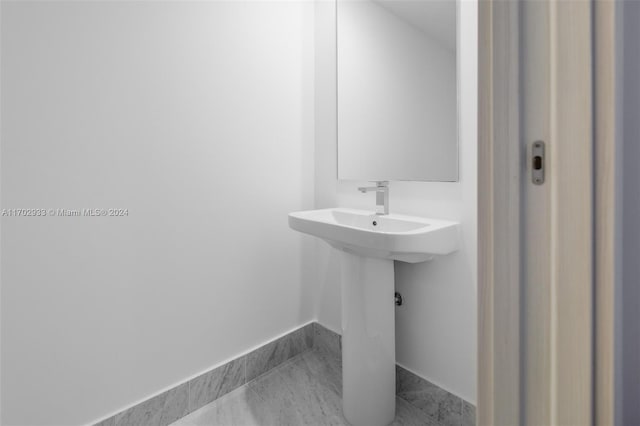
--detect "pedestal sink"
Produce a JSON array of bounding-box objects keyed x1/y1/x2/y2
[{"x1": 288, "y1": 208, "x2": 459, "y2": 426}]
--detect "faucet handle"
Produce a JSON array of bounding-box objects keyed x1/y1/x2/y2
[
  {"x1": 359, "y1": 181, "x2": 389, "y2": 215},
  {"x1": 358, "y1": 181, "x2": 389, "y2": 193}
]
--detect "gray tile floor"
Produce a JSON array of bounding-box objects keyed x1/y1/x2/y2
[{"x1": 171, "y1": 349, "x2": 438, "y2": 426}]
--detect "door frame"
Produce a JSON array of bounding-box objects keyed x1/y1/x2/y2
[
  {"x1": 477, "y1": 1, "x2": 521, "y2": 423},
  {"x1": 478, "y1": 1, "x2": 617, "y2": 424},
  {"x1": 593, "y1": 0, "x2": 620, "y2": 424}
]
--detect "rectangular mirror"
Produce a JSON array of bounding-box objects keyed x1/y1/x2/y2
[{"x1": 337, "y1": 0, "x2": 458, "y2": 181}]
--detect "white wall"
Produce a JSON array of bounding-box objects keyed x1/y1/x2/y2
[
  {"x1": 0, "y1": 2, "x2": 315, "y2": 425},
  {"x1": 313, "y1": 0, "x2": 477, "y2": 403}
]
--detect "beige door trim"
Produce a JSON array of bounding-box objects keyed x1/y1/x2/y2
[
  {"x1": 594, "y1": 1, "x2": 619, "y2": 424},
  {"x1": 477, "y1": 1, "x2": 521, "y2": 424},
  {"x1": 549, "y1": 2, "x2": 593, "y2": 424},
  {"x1": 521, "y1": 1, "x2": 551, "y2": 423},
  {"x1": 479, "y1": 1, "x2": 595, "y2": 424}
]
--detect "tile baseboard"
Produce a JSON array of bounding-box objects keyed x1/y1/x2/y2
[
  {"x1": 312, "y1": 322, "x2": 342, "y2": 360},
  {"x1": 93, "y1": 322, "x2": 476, "y2": 426},
  {"x1": 93, "y1": 323, "x2": 314, "y2": 426}
]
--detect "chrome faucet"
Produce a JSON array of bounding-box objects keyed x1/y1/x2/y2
[{"x1": 358, "y1": 181, "x2": 389, "y2": 215}]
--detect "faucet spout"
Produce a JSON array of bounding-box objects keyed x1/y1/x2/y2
[{"x1": 357, "y1": 181, "x2": 389, "y2": 215}]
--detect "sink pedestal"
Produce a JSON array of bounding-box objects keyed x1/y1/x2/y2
[
  {"x1": 340, "y1": 250, "x2": 396, "y2": 426},
  {"x1": 288, "y1": 208, "x2": 459, "y2": 425}
]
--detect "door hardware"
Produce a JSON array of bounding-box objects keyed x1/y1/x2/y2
[{"x1": 532, "y1": 141, "x2": 545, "y2": 185}]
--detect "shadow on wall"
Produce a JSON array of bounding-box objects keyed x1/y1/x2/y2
[{"x1": 314, "y1": 241, "x2": 343, "y2": 334}]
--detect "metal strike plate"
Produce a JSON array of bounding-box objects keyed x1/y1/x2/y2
[{"x1": 532, "y1": 141, "x2": 545, "y2": 185}]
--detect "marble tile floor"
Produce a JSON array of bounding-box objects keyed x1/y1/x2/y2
[{"x1": 171, "y1": 349, "x2": 439, "y2": 426}]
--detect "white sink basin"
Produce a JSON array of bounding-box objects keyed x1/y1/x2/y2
[
  {"x1": 288, "y1": 207, "x2": 459, "y2": 426},
  {"x1": 288, "y1": 208, "x2": 459, "y2": 263}
]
